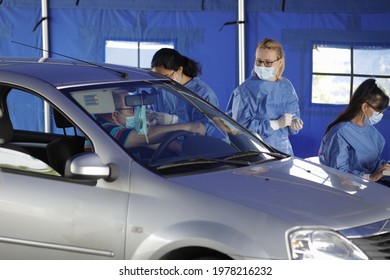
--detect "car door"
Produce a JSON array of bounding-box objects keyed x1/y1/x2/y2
[
  {"x1": 0, "y1": 88, "x2": 129, "y2": 259},
  {"x1": 0, "y1": 165, "x2": 129, "y2": 259}
]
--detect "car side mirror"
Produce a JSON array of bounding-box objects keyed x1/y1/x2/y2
[{"x1": 64, "y1": 152, "x2": 119, "y2": 182}]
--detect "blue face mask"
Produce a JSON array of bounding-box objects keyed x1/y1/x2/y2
[
  {"x1": 124, "y1": 116, "x2": 135, "y2": 128},
  {"x1": 134, "y1": 105, "x2": 148, "y2": 136},
  {"x1": 122, "y1": 106, "x2": 149, "y2": 142},
  {"x1": 367, "y1": 111, "x2": 383, "y2": 125},
  {"x1": 254, "y1": 66, "x2": 275, "y2": 81}
]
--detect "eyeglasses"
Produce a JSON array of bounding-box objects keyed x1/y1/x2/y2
[
  {"x1": 116, "y1": 107, "x2": 134, "y2": 114},
  {"x1": 366, "y1": 102, "x2": 384, "y2": 114},
  {"x1": 254, "y1": 58, "x2": 280, "y2": 67}
]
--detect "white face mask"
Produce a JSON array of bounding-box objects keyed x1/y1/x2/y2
[
  {"x1": 172, "y1": 72, "x2": 181, "y2": 84},
  {"x1": 254, "y1": 66, "x2": 275, "y2": 81},
  {"x1": 366, "y1": 111, "x2": 383, "y2": 125}
]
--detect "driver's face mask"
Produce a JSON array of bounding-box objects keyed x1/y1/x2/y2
[
  {"x1": 120, "y1": 106, "x2": 149, "y2": 143},
  {"x1": 124, "y1": 115, "x2": 136, "y2": 128},
  {"x1": 116, "y1": 109, "x2": 135, "y2": 128}
]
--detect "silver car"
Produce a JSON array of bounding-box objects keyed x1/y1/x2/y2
[{"x1": 0, "y1": 58, "x2": 389, "y2": 260}]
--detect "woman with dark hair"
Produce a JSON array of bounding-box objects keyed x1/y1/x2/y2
[
  {"x1": 319, "y1": 78, "x2": 390, "y2": 182},
  {"x1": 151, "y1": 48, "x2": 219, "y2": 107},
  {"x1": 150, "y1": 48, "x2": 219, "y2": 134}
]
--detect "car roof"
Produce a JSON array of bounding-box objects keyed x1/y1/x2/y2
[{"x1": 0, "y1": 57, "x2": 166, "y2": 87}]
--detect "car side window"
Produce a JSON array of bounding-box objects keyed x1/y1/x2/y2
[
  {"x1": 7, "y1": 89, "x2": 82, "y2": 136},
  {"x1": 8, "y1": 89, "x2": 46, "y2": 132},
  {"x1": 4, "y1": 88, "x2": 86, "y2": 177}
]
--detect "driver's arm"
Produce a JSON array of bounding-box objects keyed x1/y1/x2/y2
[{"x1": 124, "y1": 122, "x2": 205, "y2": 148}]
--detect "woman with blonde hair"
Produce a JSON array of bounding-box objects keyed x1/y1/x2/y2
[{"x1": 226, "y1": 38, "x2": 303, "y2": 155}]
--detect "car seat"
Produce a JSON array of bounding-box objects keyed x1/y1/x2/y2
[
  {"x1": 46, "y1": 109, "x2": 86, "y2": 176},
  {"x1": 0, "y1": 108, "x2": 29, "y2": 153}
]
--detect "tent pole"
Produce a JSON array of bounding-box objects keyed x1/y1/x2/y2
[
  {"x1": 41, "y1": 0, "x2": 49, "y2": 58},
  {"x1": 41, "y1": 0, "x2": 51, "y2": 133},
  {"x1": 238, "y1": 0, "x2": 245, "y2": 84}
]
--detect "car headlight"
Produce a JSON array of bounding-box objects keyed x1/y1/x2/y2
[{"x1": 288, "y1": 228, "x2": 368, "y2": 260}]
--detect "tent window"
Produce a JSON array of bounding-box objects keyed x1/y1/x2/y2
[
  {"x1": 105, "y1": 41, "x2": 174, "y2": 69},
  {"x1": 312, "y1": 45, "x2": 390, "y2": 105}
]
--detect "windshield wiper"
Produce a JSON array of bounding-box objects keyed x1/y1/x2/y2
[
  {"x1": 225, "y1": 150, "x2": 288, "y2": 161},
  {"x1": 156, "y1": 157, "x2": 251, "y2": 171},
  {"x1": 154, "y1": 151, "x2": 288, "y2": 171}
]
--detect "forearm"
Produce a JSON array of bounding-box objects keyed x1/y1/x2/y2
[
  {"x1": 147, "y1": 123, "x2": 194, "y2": 143},
  {"x1": 126, "y1": 122, "x2": 205, "y2": 147}
]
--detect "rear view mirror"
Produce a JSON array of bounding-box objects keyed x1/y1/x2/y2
[{"x1": 125, "y1": 93, "x2": 156, "y2": 106}]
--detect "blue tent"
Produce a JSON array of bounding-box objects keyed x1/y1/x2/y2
[{"x1": 1, "y1": 0, "x2": 390, "y2": 158}]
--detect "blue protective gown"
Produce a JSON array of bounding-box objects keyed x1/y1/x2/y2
[
  {"x1": 226, "y1": 73, "x2": 301, "y2": 155},
  {"x1": 185, "y1": 76, "x2": 219, "y2": 108},
  {"x1": 319, "y1": 121, "x2": 387, "y2": 178},
  {"x1": 154, "y1": 76, "x2": 218, "y2": 134}
]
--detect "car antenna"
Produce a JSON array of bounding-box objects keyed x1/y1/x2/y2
[{"x1": 11, "y1": 40, "x2": 128, "y2": 79}]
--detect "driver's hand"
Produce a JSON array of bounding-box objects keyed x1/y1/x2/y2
[
  {"x1": 370, "y1": 163, "x2": 390, "y2": 181},
  {"x1": 212, "y1": 117, "x2": 240, "y2": 135},
  {"x1": 188, "y1": 122, "x2": 206, "y2": 135}
]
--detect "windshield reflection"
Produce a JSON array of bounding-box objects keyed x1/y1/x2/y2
[
  {"x1": 288, "y1": 159, "x2": 367, "y2": 194},
  {"x1": 69, "y1": 81, "x2": 277, "y2": 174}
]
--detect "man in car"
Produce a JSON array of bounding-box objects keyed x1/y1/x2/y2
[{"x1": 94, "y1": 91, "x2": 206, "y2": 149}]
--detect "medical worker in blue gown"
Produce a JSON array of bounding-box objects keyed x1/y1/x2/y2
[
  {"x1": 319, "y1": 78, "x2": 390, "y2": 184},
  {"x1": 150, "y1": 48, "x2": 219, "y2": 134},
  {"x1": 226, "y1": 38, "x2": 303, "y2": 155}
]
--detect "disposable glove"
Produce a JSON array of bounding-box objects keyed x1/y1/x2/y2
[
  {"x1": 146, "y1": 109, "x2": 155, "y2": 122},
  {"x1": 269, "y1": 113, "x2": 293, "y2": 130},
  {"x1": 146, "y1": 109, "x2": 178, "y2": 125},
  {"x1": 156, "y1": 112, "x2": 178, "y2": 125},
  {"x1": 290, "y1": 118, "x2": 303, "y2": 131}
]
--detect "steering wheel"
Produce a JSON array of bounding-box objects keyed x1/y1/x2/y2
[{"x1": 149, "y1": 130, "x2": 193, "y2": 165}]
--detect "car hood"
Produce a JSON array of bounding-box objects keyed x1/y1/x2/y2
[{"x1": 168, "y1": 157, "x2": 390, "y2": 229}]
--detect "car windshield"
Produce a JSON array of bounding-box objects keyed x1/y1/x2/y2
[{"x1": 65, "y1": 80, "x2": 287, "y2": 174}]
